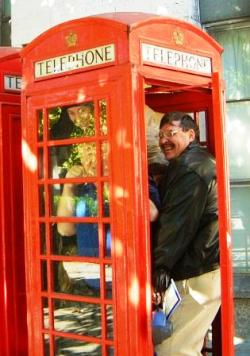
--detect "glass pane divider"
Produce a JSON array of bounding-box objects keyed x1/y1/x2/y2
[{"x1": 46, "y1": 328, "x2": 115, "y2": 346}]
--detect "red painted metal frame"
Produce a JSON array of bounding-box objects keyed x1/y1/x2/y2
[
  {"x1": 21, "y1": 13, "x2": 234, "y2": 356},
  {"x1": 0, "y1": 49, "x2": 28, "y2": 355}
]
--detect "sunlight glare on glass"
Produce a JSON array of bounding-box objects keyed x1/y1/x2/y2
[{"x1": 22, "y1": 139, "x2": 38, "y2": 172}]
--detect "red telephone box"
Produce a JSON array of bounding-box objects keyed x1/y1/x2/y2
[
  {"x1": 21, "y1": 13, "x2": 234, "y2": 355},
  {"x1": 0, "y1": 48, "x2": 28, "y2": 355}
]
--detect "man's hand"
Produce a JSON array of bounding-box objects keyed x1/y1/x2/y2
[{"x1": 153, "y1": 268, "x2": 170, "y2": 293}]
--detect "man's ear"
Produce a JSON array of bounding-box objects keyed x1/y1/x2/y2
[{"x1": 189, "y1": 129, "x2": 196, "y2": 142}]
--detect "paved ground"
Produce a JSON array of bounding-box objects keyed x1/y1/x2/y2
[{"x1": 235, "y1": 339, "x2": 250, "y2": 356}]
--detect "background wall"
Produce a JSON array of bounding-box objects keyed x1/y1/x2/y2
[{"x1": 11, "y1": 0, "x2": 200, "y2": 47}]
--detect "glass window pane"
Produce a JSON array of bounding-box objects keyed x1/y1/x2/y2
[
  {"x1": 53, "y1": 222, "x2": 99, "y2": 257},
  {"x1": 49, "y1": 102, "x2": 95, "y2": 140},
  {"x1": 53, "y1": 261, "x2": 100, "y2": 297},
  {"x1": 103, "y1": 183, "x2": 110, "y2": 217},
  {"x1": 52, "y1": 224, "x2": 77, "y2": 256},
  {"x1": 38, "y1": 110, "x2": 44, "y2": 141},
  {"x1": 106, "y1": 305, "x2": 114, "y2": 340},
  {"x1": 38, "y1": 148, "x2": 44, "y2": 179},
  {"x1": 76, "y1": 223, "x2": 99, "y2": 257},
  {"x1": 54, "y1": 337, "x2": 101, "y2": 355},
  {"x1": 54, "y1": 182, "x2": 98, "y2": 218},
  {"x1": 39, "y1": 185, "x2": 45, "y2": 216},
  {"x1": 99, "y1": 99, "x2": 108, "y2": 135},
  {"x1": 107, "y1": 346, "x2": 114, "y2": 356},
  {"x1": 42, "y1": 298, "x2": 49, "y2": 329},
  {"x1": 43, "y1": 334, "x2": 50, "y2": 356},
  {"x1": 105, "y1": 265, "x2": 112, "y2": 300},
  {"x1": 104, "y1": 224, "x2": 111, "y2": 258},
  {"x1": 41, "y1": 260, "x2": 48, "y2": 292},
  {"x1": 101, "y1": 141, "x2": 109, "y2": 176},
  {"x1": 49, "y1": 142, "x2": 97, "y2": 179},
  {"x1": 53, "y1": 299, "x2": 101, "y2": 337},
  {"x1": 40, "y1": 223, "x2": 46, "y2": 255},
  {"x1": 226, "y1": 101, "x2": 250, "y2": 180},
  {"x1": 231, "y1": 186, "x2": 250, "y2": 272}
]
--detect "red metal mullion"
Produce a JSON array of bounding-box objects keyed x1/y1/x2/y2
[
  {"x1": 105, "y1": 95, "x2": 116, "y2": 354},
  {"x1": 48, "y1": 328, "x2": 114, "y2": 346},
  {"x1": 96, "y1": 97, "x2": 108, "y2": 355}
]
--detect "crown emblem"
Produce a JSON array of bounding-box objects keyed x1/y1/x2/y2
[
  {"x1": 173, "y1": 29, "x2": 184, "y2": 45},
  {"x1": 65, "y1": 32, "x2": 78, "y2": 47}
]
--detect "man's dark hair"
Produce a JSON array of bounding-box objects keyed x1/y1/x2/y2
[{"x1": 159, "y1": 111, "x2": 200, "y2": 140}]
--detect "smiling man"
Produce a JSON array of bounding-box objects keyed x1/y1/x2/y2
[{"x1": 153, "y1": 111, "x2": 221, "y2": 356}]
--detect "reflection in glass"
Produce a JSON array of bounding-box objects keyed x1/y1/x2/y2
[
  {"x1": 105, "y1": 224, "x2": 111, "y2": 257},
  {"x1": 49, "y1": 102, "x2": 95, "y2": 141},
  {"x1": 49, "y1": 142, "x2": 97, "y2": 179},
  {"x1": 107, "y1": 346, "x2": 114, "y2": 356},
  {"x1": 106, "y1": 305, "x2": 114, "y2": 340},
  {"x1": 43, "y1": 334, "x2": 50, "y2": 356},
  {"x1": 105, "y1": 265, "x2": 112, "y2": 300},
  {"x1": 38, "y1": 110, "x2": 44, "y2": 141},
  {"x1": 39, "y1": 185, "x2": 45, "y2": 216},
  {"x1": 99, "y1": 99, "x2": 108, "y2": 135},
  {"x1": 101, "y1": 141, "x2": 109, "y2": 176},
  {"x1": 76, "y1": 223, "x2": 99, "y2": 257},
  {"x1": 52, "y1": 225, "x2": 77, "y2": 256},
  {"x1": 53, "y1": 222, "x2": 99, "y2": 258},
  {"x1": 53, "y1": 299, "x2": 101, "y2": 337},
  {"x1": 55, "y1": 337, "x2": 101, "y2": 356},
  {"x1": 41, "y1": 260, "x2": 48, "y2": 291},
  {"x1": 42, "y1": 298, "x2": 49, "y2": 329},
  {"x1": 53, "y1": 182, "x2": 98, "y2": 218},
  {"x1": 53, "y1": 261, "x2": 100, "y2": 297},
  {"x1": 40, "y1": 223, "x2": 46, "y2": 255},
  {"x1": 38, "y1": 148, "x2": 44, "y2": 179},
  {"x1": 103, "y1": 183, "x2": 110, "y2": 217}
]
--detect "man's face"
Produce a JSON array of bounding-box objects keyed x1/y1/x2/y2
[
  {"x1": 67, "y1": 105, "x2": 92, "y2": 129},
  {"x1": 159, "y1": 120, "x2": 195, "y2": 160}
]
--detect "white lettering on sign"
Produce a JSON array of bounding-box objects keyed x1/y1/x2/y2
[
  {"x1": 35, "y1": 44, "x2": 115, "y2": 79},
  {"x1": 142, "y1": 43, "x2": 212, "y2": 75},
  {"x1": 4, "y1": 75, "x2": 22, "y2": 91}
]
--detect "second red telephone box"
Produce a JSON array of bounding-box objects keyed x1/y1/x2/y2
[
  {"x1": 0, "y1": 48, "x2": 28, "y2": 355},
  {"x1": 21, "y1": 13, "x2": 234, "y2": 356}
]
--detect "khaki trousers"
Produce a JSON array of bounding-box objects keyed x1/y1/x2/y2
[{"x1": 155, "y1": 268, "x2": 221, "y2": 356}]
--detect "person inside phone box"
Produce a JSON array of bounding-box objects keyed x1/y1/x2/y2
[{"x1": 152, "y1": 111, "x2": 220, "y2": 356}]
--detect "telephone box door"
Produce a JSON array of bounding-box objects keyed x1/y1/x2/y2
[
  {"x1": 22, "y1": 72, "x2": 152, "y2": 355},
  {"x1": 144, "y1": 73, "x2": 234, "y2": 355}
]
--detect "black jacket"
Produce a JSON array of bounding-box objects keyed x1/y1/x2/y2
[{"x1": 153, "y1": 142, "x2": 219, "y2": 281}]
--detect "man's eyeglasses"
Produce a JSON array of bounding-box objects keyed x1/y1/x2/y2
[{"x1": 159, "y1": 128, "x2": 181, "y2": 139}]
